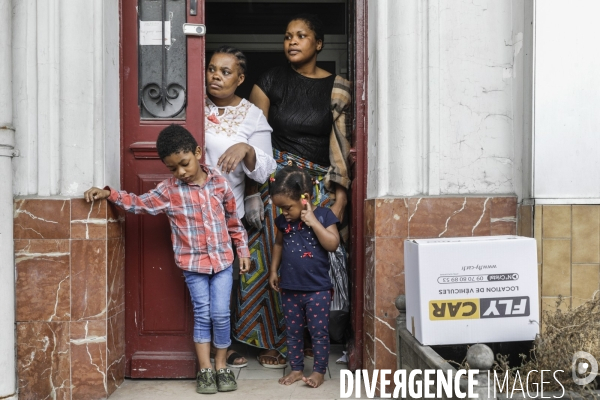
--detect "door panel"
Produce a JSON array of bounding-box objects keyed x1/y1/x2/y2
[
  {"x1": 122, "y1": 0, "x2": 205, "y2": 378},
  {"x1": 138, "y1": 175, "x2": 190, "y2": 334}
]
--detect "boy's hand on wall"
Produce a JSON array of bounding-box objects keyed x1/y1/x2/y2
[
  {"x1": 239, "y1": 257, "x2": 251, "y2": 274},
  {"x1": 84, "y1": 187, "x2": 110, "y2": 202}
]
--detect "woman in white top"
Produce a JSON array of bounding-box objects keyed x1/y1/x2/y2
[{"x1": 204, "y1": 46, "x2": 276, "y2": 367}]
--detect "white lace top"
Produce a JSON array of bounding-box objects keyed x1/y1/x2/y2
[{"x1": 204, "y1": 97, "x2": 276, "y2": 218}]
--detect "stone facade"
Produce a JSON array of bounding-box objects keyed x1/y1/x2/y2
[
  {"x1": 14, "y1": 199, "x2": 125, "y2": 399},
  {"x1": 363, "y1": 196, "x2": 518, "y2": 376}
]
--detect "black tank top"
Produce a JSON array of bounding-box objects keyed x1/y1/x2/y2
[{"x1": 256, "y1": 65, "x2": 335, "y2": 166}]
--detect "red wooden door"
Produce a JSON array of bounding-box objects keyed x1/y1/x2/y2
[{"x1": 121, "y1": 0, "x2": 205, "y2": 378}]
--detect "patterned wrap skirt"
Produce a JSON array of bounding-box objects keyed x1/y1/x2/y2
[{"x1": 233, "y1": 149, "x2": 337, "y2": 355}]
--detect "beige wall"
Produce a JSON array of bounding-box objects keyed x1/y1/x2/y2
[{"x1": 534, "y1": 205, "x2": 600, "y2": 316}]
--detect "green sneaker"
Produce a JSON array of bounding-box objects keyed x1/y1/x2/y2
[
  {"x1": 196, "y1": 368, "x2": 217, "y2": 394},
  {"x1": 216, "y1": 368, "x2": 238, "y2": 392}
]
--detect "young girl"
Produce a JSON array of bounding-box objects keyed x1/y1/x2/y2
[{"x1": 268, "y1": 166, "x2": 340, "y2": 388}]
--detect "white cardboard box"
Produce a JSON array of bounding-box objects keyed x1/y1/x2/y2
[{"x1": 404, "y1": 235, "x2": 539, "y2": 346}]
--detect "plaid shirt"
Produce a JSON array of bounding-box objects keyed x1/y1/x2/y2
[{"x1": 107, "y1": 165, "x2": 249, "y2": 274}]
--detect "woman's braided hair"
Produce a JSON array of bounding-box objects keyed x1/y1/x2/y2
[
  {"x1": 270, "y1": 166, "x2": 312, "y2": 201},
  {"x1": 211, "y1": 45, "x2": 248, "y2": 75}
]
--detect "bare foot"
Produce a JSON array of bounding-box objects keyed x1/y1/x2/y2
[
  {"x1": 258, "y1": 349, "x2": 286, "y2": 366},
  {"x1": 279, "y1": 370, "x2": 304, "y2": 385},
  {"x1": 302, "y1": 371, "x2": 325, "y2": 388}
]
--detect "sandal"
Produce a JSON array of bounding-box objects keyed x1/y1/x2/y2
[
  {"x1": 226, "y1": 351, "x2": 248, "y2": 368},
  {"x1": 210, "y1": 350, "x2": 248, "y2": 368},
  {"x1": 257, "y1": 351, "x2": 287, "y2": 369}
]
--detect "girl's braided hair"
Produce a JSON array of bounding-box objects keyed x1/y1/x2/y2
[{"x1": 270, "y1": 166, "x2": 312, "y2": 200}]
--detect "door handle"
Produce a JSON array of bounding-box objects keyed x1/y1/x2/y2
[{"x1": 190, "y1": 0, "x2": 197, "y2": 16}]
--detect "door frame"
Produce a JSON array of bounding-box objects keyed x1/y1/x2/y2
[
  {"x1": 119, "y1": 0, "x2": 369, "y2": 373},
  {"x1": 348, "y1": 0, "x2": 367, "y2": 372}
]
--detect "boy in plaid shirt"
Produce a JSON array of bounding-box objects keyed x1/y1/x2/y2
[{"x1": 84, "y1": 124, "x2": 249, "y2": 394}]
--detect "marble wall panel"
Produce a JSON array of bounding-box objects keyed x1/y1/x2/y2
[
  {"x1": 365, "y1": 199, "x2": 375, "y2": 237},
  {"x1": 70, "y1": 320, "x2": 108, "y2": 400},
  {"x1": 107, "y1": 202, "x2": 125, "y2": 239},
  {"x1": 15, "y1": 240, "x2": 71, "y2": 322},
  {"x1": 490, "y1": 197, "x2": 518, "y2": 220},
  {"x1": 364, "y1": 237, "x2": 375, "y2": 315},
  {"x1": 490, "y1": 197, "x2": 518, "y2": 235},
  {"x1": 14, "y1": 199, "x2": 71, "y2": 239},
  {"x1": 491, "y1": 221, "x2": 517, "y2": 235},
  {"x1": 375, "y1": 198, "x2": 408, "y2": 238},
  {"x1": 374, "y1": 238, "x2": 404, "y2": 318},
  {"x1": 408, "y1": 197, "x2": 492, "y2": 238},
  {"x1": 107, "y1": 237, "x2": 125, "y2": 318},
  {"x1": 15, "y1": 198, "x2": 126, "y2": 399},
  {"x1": 17, "y1": 322, "x2": 71, "y2": 400},
  {"x1": 374, "y1": 340, "x2": 397, "y2": 374},
  {"x1": 107, "y1": 311, "x2": 126, "y2": 396},
  {"x1": 374, "y1": 316, "x2": 397, "y2": 372},
  {"x1": 71, "y1": 240, "x2": 107, "y2": 321},
  {"x1": 71, "y1": 199, "x2": 108, "y2": 240},
  {"x1": 363, "y1": 311, "x2": 375, "y2": 375}
]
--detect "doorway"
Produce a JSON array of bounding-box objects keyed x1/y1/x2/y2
[
  {"x1": 205, "y1": 0, "x2": 348, "y2": 99},
  {"x1": 120, "y1": 0, "x2": 365, "y2": 378}
]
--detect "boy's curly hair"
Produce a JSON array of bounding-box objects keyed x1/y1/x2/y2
[
  {"x1": 156, "y1": 124, "x2": 198, "y2": 161},
  {"x1": 270, "y1": 166, "x2": 312, "y2": 200}
]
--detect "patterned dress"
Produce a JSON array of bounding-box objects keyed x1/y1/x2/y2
[{"x1": 233, "y1": 70, "x2": 352, "y2": 355}]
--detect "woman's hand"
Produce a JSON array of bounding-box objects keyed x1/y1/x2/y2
[
  {"x1": 330, "y1": 184, "x2": 348, "y2": 223},
  {"x1": 217, "y1": 143, "x2": 253, "y2": 174},
  {"x1": 269, "y1": 271, "x2": 280, "y2": 292},
  {"x1": 244, "y1": 193, "x2": 264, "y2": 230},
  {"x1": 84, "y1": 187, "x2": 110, "y2": 203}
]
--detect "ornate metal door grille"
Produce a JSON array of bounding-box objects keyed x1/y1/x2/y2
[{"x1": 138, "y1": 0, "x2": 187, "y2": 119}]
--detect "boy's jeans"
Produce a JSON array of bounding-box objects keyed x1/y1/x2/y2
[{"x1": 183, "y1": 266, "x2": 232, "y2": 348}]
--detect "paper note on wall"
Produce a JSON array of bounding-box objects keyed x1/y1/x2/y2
[{"x1": 139, "y1": 21, "x2": 171, "y2": 46}]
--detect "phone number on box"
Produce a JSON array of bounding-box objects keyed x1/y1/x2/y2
[{"x1": 437, "y1": 273, "x2": 519, "y2": 284}]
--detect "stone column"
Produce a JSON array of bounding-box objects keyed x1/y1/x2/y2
[{"x1": 0, "y1": 0, "x2": 16, "y2": 397}]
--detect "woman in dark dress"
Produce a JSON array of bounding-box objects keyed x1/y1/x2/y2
[{"x1": 234, "y1": 14, "x2": 352, "y2": 373}]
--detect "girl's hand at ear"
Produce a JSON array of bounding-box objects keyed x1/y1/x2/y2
[
  {"x1": 300, "y1": 193, "x2": 318, "y2": 228},
  {"x1": 269, "y1": 271, "x2": 280, "y2": 292}
]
